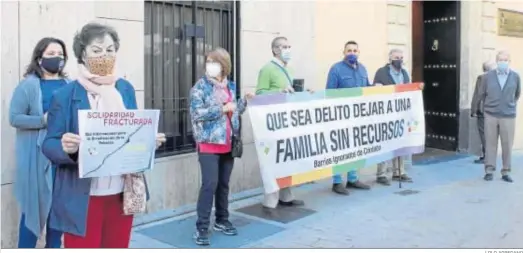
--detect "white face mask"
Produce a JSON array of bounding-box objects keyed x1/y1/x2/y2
[
  {"x1": 281, "y1": 48, "x2": 291, "y2": 62},
  {"x1": 206, "y1": 62, "x2": 222, "y2": 78}
]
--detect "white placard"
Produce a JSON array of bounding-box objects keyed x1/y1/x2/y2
[{"x1": 78, "y1": 109, "x2": 160, "y2": 178}]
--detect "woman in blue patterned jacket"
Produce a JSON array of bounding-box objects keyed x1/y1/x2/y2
[{"x1": 189, "y1": 47, "x2": 253, "y2": 246}]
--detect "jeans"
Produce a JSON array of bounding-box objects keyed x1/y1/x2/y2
[
  {"x1": 18, "y1": 213, "x2": 62, "y2": 248},
  {"x1": 332, "y1": 170, "x2": 358, "y2": 184},
  {"x1": 196, "y1": 152, "x2": 234, "y2": 230}
]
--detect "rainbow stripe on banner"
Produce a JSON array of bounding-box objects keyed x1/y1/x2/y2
[{"x1": 248, "y1": 83, "x2": 425, "y2": 189}]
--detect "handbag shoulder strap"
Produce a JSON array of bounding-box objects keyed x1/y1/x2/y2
[
  {"x1": 225, "y1": 89, "x2": 240, "y2": 137},
  {"x1": 271, "y1": 61, "x2": 292, "y2": 87}
]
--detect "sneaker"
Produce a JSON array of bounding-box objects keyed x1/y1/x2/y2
[
  {"x1": 213, "y1": 220, "x2": 238, "y2": 236},
  {"x1": 193, "y1": 229, "x2": 210, "y2": 246},
  {"x1": 483, "y1": 173, "x2": 493, "y2": 181}
]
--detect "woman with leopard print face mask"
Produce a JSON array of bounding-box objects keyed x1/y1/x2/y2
[{"x1": 42, "y1": 22, "x2": 166, "y2": 248}]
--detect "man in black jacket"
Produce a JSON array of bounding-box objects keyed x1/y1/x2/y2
[
  {"x1": 373, "y1": 48, "x2": 413, "y2": 186},
  {"x1": 470, "y1": 61, "x2": 496, "y2": 164}
]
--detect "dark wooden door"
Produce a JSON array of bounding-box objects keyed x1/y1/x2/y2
[{"x1": 422, "y1": 1, "x2": 461, "y2": 151}]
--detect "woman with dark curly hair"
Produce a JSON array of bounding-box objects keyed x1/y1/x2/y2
[{"x1": 42, "y1": 22, "x2": 166, "y2": 248}]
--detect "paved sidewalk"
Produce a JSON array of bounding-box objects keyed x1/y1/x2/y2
[{"x1": 131, "y1": 150, "x2": 523, "y2": 248}]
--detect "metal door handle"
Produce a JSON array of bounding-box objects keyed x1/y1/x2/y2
[{"x1": 431, "y1": 39, "x2": 439, "y2": 51}]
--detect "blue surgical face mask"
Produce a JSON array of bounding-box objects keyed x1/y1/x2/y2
[
  {"x1": 345, "y1": 54, "x2": 358, "y2": 64},
  {"x1": 497, "y1": 61, "x2": 509, "y2": 71},
  {"x1": 280, "y1": 48, "x2": 291, "y2": 63}
]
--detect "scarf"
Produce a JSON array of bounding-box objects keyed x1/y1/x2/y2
[
  {"x1": 206, "y1": 75, "x2": 230, "y2": 104},
  {"x1": 77, "y1": 64, "x2": 125, "y2": 111},
  {"x1": 78, "y1": 64, "x2": 148, "y2": 215}
]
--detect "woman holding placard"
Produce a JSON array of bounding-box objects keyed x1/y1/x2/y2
[
  {"x1": 42, "y1": 22, "x2": 166, "y2": 248},
  {"x1": 10, "y1": 37, "x2": 69, "y2": 248},
  {"x1": 189, "y1": 47, "x2": 254, "y2": 246}
]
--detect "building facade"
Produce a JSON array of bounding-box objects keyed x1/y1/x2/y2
[{"x1": 1, "y1": 0, "x2": 523, "y2": 247}]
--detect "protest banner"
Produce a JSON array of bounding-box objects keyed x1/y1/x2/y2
[
  {"x1": 248, "y1": 83, "x2": 426, "y2": 194},
  {"x1": 78, "y1": 109, "x2": 160, "y2": 178}
]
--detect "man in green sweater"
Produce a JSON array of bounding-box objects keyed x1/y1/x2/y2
[{"x1": 256, "y1": 36, "x2": 305, "y2": 216}]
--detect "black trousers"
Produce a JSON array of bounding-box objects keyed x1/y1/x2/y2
[{"x1": 196, "y1": 152, "x2": 234, "y2": 230}]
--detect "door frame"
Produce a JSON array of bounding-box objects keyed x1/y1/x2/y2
[{"x1": 417, "y1": 1, "x2": 462, "y2": 151}]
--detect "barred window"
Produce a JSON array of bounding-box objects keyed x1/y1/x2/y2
[{"x1": 144, "y1": 1, "x2": 236, "y2": 157}]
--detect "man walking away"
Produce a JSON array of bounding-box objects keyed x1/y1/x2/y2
[
  {"x1": 470, "y1": 61, "x2": 497, "y2": 164},
  {"x1": 478, "y1": 50, "x2": 521, "y2": 182}
]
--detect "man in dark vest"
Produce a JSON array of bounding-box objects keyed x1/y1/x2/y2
[{"x1": 372, "y1": 48, "x2": 414, "y2": 186}]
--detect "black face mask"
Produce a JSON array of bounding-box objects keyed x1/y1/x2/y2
[
  {"x1": 40, "y1": 56, "x2": 64, "y2": 74},
  {"x1": 391, "y1": 59, "x2": 403, "y2": 69}
]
